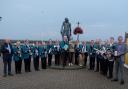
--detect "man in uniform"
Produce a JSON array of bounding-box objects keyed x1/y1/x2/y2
[
  {"x1": 13, "y1": 41, "x2": 22, "y2": 74},
  {"x1": 54, "y1": 40, "x2": 61, "y2": 66},
  {"x1": 74, "y1": 40, "x2": 81, "y2": 65},
  {"x1": 106, "y1": 37, "x2": 116, "y2": 79},
  {"x1": 95, "y1": 39, "x2": 102, "y2": 72},
  {"x1": 22, "y1": 40, "x2": 32, "y2": 72},
  {"x1": 112, "y1": 36, "x2": 127, "y2": 85},
  {"x1": 32, "y1": 42, "x2": 40, "y2": 71},
  {"x1": 81, "y1": 41, "x2": 88, "y2": 67},
  {"x1": 60, "y1": 36, "x2": 69, "y2": 67},
  {"x1": 89, "y1": 40, "x2": 96, "y2": 70},
  {"x1": 40, "y1": 41, "x2": 47, "y2": 69},
  {"x1": 47, "y1": 39, "x2": 54, "y2": 67},
  {"x1": 100, "y1": 41, "x2": 108, "y2": 76},
  {"x1": 1, "y1": 39, "x2": 13, "y2": 77}
]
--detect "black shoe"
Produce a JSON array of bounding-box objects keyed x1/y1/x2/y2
[
  {"x1": 35, "y1": 69, "x2": 39, "y2": 71},
  {"x1": 3, "y1": 74, "x2": 7, "y2": 77},
  {"x1": 28, "y1": 70, "x2": 31, "y2": 72},
  {"x1": 95, "y1": 70, "x2": 99, "y2": 72},
  {"x1": 83, "y1": 64, "x2": 86, "y2": 67},
  {"x1": 88, "y1": 68, "x2": 92, "y2": 70},
  {"x1": 120, "y1": 81, "x2": 124, "y2": 85},
  {"x1": 18, "y1": 71, "x2": 22, "y2": 74},
  {"x1": 15, "y1": 72, "x2": 18, "y2": 74},
  {"x1": 103, "y1": 74, "x2": 107, "y2": 76},
  {"x1": 107, "y1": 76, "x2": 112, "y2": 79},
  {"x1": 19, "y1": 72, "x2": 22, "y2": 74},
  {"x1": 8, "y1": 73, "x2": 13, "y2": 76},
  {"x1": 111, "y1": 79, "x2": 118, "y2": 82},
  {"x1": 25, "y1": 71, "x2": 28, "y2": 73}
]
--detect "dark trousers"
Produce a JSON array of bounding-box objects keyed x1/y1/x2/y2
[
  {"x1": 96, "y1": 55, "x2": 101, "y2": 71},
  {"x1": 100, "y1": 58, "x2": 103, "y2": 73},
  {"x1": 15, "y1": 58, "x2": 22, "y2": 74},
  {"x1": 55, "y1": 53, "x2": 60, "y2": 65},
  {"x1": 75, "y1": 53, "x2": 79, "y2": 65},
  {"x1": 90, "y1": 54, "x2": 95, "y2": 70},
  {"x1": 107, "y1": 60, "x2": 114, "y2": 78},
  {"x1": 41, "y1": 57, "x2": 47, "y2": 69},
  {"x1": 69, "y1": 52, "x2": 74, "y2": 63},
  {"x1": 103, "y1": 59, "x2": 108, "y2": 75},
  {"x1": 63, "y1": 51, "x2": 68, "y2": 67},
  {"x1": 84, "y1": 52, "x2": 88, "y2": 66},
  {"x1": 100, "y1": 58, "x2": 108, "y2": 75},
  {"x1": 24, "y1": 56, "x2": 31, "y2": 72},
  {"x1": 3, "y1": 58, "x2": 12, "y2": 75},
  {"x1": 48, "y1": 54, "x2": 52, "y2": 66},
  {"x1": 33, "y1": 56, "x2": 39, "y2": 71}
]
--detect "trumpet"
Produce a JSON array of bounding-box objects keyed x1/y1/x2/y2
[
  {"x1": 94, "y1": 48, "x2": 106, "y2": 55},
  {"x1": 29, "y1": 49, "x2": 32, "y2": 56}
]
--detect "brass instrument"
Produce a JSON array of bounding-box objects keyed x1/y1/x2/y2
[{"x1": 17, "y1": 46, "x2": 22, "y2": 57}]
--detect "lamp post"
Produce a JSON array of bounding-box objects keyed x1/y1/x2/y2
[
  {"x1": 73, "y1": 22, "x2": 83, "y2": 41},
  {"x1": 0, "y1": 17, "x2": 2, "y2": 21}
]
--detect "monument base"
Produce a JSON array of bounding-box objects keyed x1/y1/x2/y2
[{"x1": 49, "y1": 65, "x2": 85, "y2": 70}]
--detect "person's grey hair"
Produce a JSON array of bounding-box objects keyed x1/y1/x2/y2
[
  {"x1": 110, "y1": 37, "x2": 114, "y2": 40},
  {"x1": 118, "y1": 36, "x2": 123, "y2": 40}
]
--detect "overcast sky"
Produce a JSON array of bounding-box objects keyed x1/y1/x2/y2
[{"x1": 0, "y1": 0, "x2": 128, "y2": 41}]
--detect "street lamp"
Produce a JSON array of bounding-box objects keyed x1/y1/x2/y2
[
  {"x1": 0, "y1": 17, "x2": 2, "y2": 21},
  {"x1": 73, "y1": 22, "x2": 83, "y2": 41}
]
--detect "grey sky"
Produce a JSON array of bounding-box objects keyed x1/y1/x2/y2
[{"x1": 0, "y1": 0, "x2": 128, "y2": 41}]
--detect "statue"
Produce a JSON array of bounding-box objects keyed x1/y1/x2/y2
[{"x1": 61, "y1": 18, "x2": 71, "y2": 41}]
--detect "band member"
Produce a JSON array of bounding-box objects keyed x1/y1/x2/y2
[
  {"x1": 81, "y1": 41, "x2": 88, "y2": 67},
  {"x1": 69, "y1": 40, "x2": 74, "y2": 66},
  {"x1": 95, "y1": 39, "x2": 102, "y2": 72},
  {"x1": 100, "y1": 41, "x2": 108, "y2": 75},
  {"x1": 78, "y1": 42, "x2": 84, "y2": 66},
  {"x1": 89, "y1": 40, "x2": 96, "y2": 70},
  {"x1": 32, "y1": 42, "x2": 40, "y2": 71},
  {"x1": 60, "y1": 36, "x2": 69, "y2": 67},
  {"x1": 1, "y1": 39, "x2": 13, "y2": 77},
  {"x1": 74, "y1": 40, "x2": 81, "y2": 65},
  {"x1": 40, "y1": 41, "x2": 47, "y2": 69},
  {"x1": 106, "y1": 37, "x2": 116, "y2": 79},
  {"x1": 22, "y1": 40, "x2": 32, "y2": 72},
  {"x1": 47, "y1": 39, "x2": 54, "y2": 67},
  {"x1": 112, "y1": 36, "x2": 127, "y2": 85},
  {"x1": 13, "y1": 41, "x2": 22, "y2": 74},
  {"x1": 54, "y1": 40, "x2": 61, "y2": 66}
]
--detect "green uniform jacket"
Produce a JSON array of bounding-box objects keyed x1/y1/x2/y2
[
  {"x1": 21, "y1": 44, "x2": 32, "y2": 60},
  {"x1": 13, "y1": 45, "x2": 23, "y2": 61}
]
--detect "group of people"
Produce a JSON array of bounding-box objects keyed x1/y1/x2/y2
[
  {"x1": 0, "y1": 35, "x2": 127, "y2": 85},
  {"x1": 84, "y1": 36, "x2": 127, "y2": 85}
]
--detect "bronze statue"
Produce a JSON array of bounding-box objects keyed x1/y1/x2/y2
[{"x1": 61, "y1": 18, "x2": 71, "y2": 41}]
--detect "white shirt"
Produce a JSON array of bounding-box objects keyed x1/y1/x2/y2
[
  {"x1": 7, "y1": 44, "x2": 11, "y2": 53},
  {"x1": 82, "y1": 45, "x2": 87, "y2": 53}
]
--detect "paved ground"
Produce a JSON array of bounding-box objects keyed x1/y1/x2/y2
[{"x1": 0, "y1": 57, "x2": 128, "y2": 89}]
